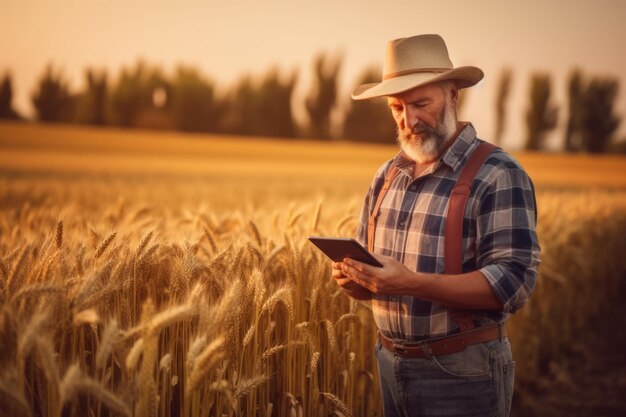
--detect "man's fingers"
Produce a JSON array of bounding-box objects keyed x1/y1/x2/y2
[
  {"x1": 341, "y1": 262, "x2": 374, "y2": 291},
  {"x1": 334, "y1": 276, "x2": 355, "y2": 288},
  {"x1": 344, "y1": 258, "x2": 376, "y2": 275},
  {"x1": 331, "y1": 267, "x2": 347, "y2": 279}
]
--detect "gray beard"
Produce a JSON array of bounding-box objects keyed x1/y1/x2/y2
[{"x1": 396, "y1": 104, "x2": 457, "y2": 164}]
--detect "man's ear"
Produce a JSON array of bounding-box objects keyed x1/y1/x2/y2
[{"x1": 450, "y1": 84, "x2": 460, "y2": 108}]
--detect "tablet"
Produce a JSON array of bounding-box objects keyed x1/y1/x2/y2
[{"x1": 308, "y1": 236, "x2": 383, "y2": 267}]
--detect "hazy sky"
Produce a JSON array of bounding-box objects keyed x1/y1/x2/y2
[{"x1": 2, "y1": 0, "x2": 626, "y2": 149}]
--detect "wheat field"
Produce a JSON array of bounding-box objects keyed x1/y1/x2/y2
[{"x1": 1, "y1": 122, "x2": 625, "y2": 417}]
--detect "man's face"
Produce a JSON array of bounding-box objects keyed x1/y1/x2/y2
[{"x1": 387, "y1": 82, "x2": 458, "y2": 164}]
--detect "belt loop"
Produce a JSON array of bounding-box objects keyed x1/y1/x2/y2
[
  {"x1": 420, "y1": 342, "x2": 433, "y2": 359},
  {"x1": 498, "y1": 323, "x2": 504, "y2": 341}
]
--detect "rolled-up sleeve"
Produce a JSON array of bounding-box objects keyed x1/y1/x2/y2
[{"x1": 476, "y1": 166, "x2": 541, "y2": 314}]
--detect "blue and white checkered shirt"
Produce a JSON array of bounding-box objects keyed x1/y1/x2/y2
[{"x1": 356, "y1": 124, "x2": 541, "y2": 341}]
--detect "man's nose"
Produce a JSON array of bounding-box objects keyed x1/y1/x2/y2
[{"x1": 402, "y1": 107, "x2": 419, "y2": 131}]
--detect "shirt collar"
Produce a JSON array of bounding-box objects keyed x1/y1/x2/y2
[
  {"x1": 392, "y1": 122, "x2": 478, "y2": 176},
  {"x1": 441, "y1": 122, "x2": 478, "y2": 172}
]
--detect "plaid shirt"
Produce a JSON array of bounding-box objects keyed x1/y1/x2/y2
[{"x1": 356, "y1": 124, "x2": 541, "y2": 341}]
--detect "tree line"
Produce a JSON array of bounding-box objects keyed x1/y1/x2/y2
[
  {"x1": 0, "y1": 56, "x2": 623, "y2": 152},
  {"x1": 522, "y1": 70, "x2": 622, "y2": 153}
]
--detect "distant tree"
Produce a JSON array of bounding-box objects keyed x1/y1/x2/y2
[
  {"x1": 563, "y1": 70, "x2": 584, "y2": 152},
  {"x1": 75, "y1": 68, "x2": 108, "y2": 125},
  {"x1": 341, "y1": 67, "x2": 396, "y2": 143},
  {"x1": 224, "y1": 68, "x2": 298, "y2": 138},
  {"x1": 563, "y1": 71, "x2": 620, "y2": 153},
  {"x1": 524, "y1": 73, "x2": 558, "y2": 151},
  {"x1": 170, "y1": 66, "x2": 225, "y2": 132},
  {"x1": 580, "y1": 78, "x2": 620, "y2": 153},
  {"x1": 223, "y1": 75, "x2": 255, "y2": 136},
  {"x1": 305, "y1": 53, "x2": 342, "y2": 139},
  {"x1": 494, "y1": 68, "x2": 512, "y2": 146},
  {"x1": 256, "y1": 68, "x2": 298, "y2": 138},
  {"x1": 110, "y1": 61, "x2": 171, "y2": 128},
  {"x1": 31, "y1": 65, "x2": 74, "y2": 122},
  {"x1": 0, "y1": 73, "x2": 22, "y2": 120}
]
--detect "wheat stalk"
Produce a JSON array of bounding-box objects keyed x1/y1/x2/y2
[
  {"x1": 95, "y1": 231, "x2": 117, "y2": 259},
  {"x1": 136, "y1": 299, "x2": 158, "y2": 417},
  {"x1": 309, "y1": 351, "x2": 321, "y2": 376},
  {"x1": 202, "y1": 225, "x2": 218, "y2": 254},
  {"x1": 147, "y1": 303, "x2": 196, "y2": 334},
  {"x1": 6, "y1": 245, "x2": 30, "y2": 296},
  {"x1": 248, "y1": 220, "x2": 262, "y2": 247},
  {"x1": 320, "y1": 392, "x2": 353, "y2": 417},
  {"x1": 186, "y1": 336, "x2": 226, "y2": 394},
  {"x1": 135, "y1": 229, "x2": 154, "y2": 257},
  {"x1": 159, "y1": 353, "x2": 172, "y2": 373},
  {"x1": 261, "y1": 284, "x2": 294, "y2": 320},
  {"x1": 55, "y1": 220, "x2": 63, "y2": 249},
  {"x1": 234, "y1": 374, "x2": 268, "y2": 398},
  {"x1": 0, "y1": 371, "x2": 32, "y2": 417},
  {"x1": 11, "y1": 283, "x2": 63, "y2": 304},
  {"x1": 322, "y1": 319, "x2": 338, "y2": 355},
  {"x1": 73, "y1": 309, "x2": 100, "y2": 327},
  {"x1": 88, "y1": 226, "x2": 100, "y2": 249},
  {"x1": 60, "y1": 363, "x2": 130, "y2": 417},
  {"x1": 310, "y1": 200, "x2": 323, "y2": 232},
  {"x1": 125, "y1": 337, "x2": 144, "y2": 372},
  {"x1": 17, "y1": 308, "x2": 48, "y2": 384},
  {"x1": 34, "y1": 336, "x2": 61, "y2": 385},
  {"x1": 0, "y1": 257, "x2": 8, "y2": 280},
  {"x1": 96, "y1": 319, "x2": 120, "y2": 371}
]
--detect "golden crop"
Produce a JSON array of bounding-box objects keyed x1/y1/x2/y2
[{"x1": 0, "y1": 122, "x2": 625, "y2": 416}]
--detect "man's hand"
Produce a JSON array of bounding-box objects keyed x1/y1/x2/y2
[
  {"x1": 339, "y1": 254, "x2": 416, "y2": 295},
  {"x1": 338, "y1": 255, "x2": 503, "y2": 310},
  {"x1": 331, "y1": 261, "x2": 373, "y2": 300}
]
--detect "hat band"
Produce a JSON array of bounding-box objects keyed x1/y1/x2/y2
[{"x1": 383, "y1": 67, "x2": 450, "y2": 80}]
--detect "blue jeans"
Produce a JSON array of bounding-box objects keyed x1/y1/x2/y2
[{"x1": 374, "y1": 337, "x2": 515, "y2": 417}]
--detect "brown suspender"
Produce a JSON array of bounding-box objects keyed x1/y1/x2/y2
[
  {"x1": 366, "y1": 141, "x2": 498, "y2": 332},
  {"x1": 367, "y1": 165, "x2": 400, "y2": 253},
  {"x1": 446, "y1": 142, "x2": 498, "y2": 330}
]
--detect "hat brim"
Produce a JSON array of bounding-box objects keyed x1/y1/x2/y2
[{"x1": 351, "y1": 66, "x2": 484, "y2": 100}]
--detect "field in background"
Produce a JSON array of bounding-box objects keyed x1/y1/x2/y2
[
  {"x1": 2, "y1": 122, "x2": 626, "y2": 190},
  {"x1": 1, "y1": 122, "x2": 625, "y2": 417}
]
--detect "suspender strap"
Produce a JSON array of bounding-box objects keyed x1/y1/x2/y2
[
  {"x1": 367, "y1": 165, "x2": 400, "y2": 252},
  {"x1": 446, "y1": 141, "x2": 498, "y2": 331},
  {"x1": 445, "y1": 141, "x2": 498, "y2": 274}
]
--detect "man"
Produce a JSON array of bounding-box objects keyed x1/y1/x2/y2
[{"x1": 331, "y1": 34, "x2": 540, "y2": 417}]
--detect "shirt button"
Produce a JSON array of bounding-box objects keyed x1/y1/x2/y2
[
  {"x1": 399, "y1": 221, "x2": 405, "y2": 227},
  {"x1": 409, "y1": 185, "x2": 417, "y2": 191}
]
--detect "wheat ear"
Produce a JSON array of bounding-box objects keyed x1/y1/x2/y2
[
  {"x1": 55, "y1": 220, "x2": 63, "y2": 249},
  {"x1": 248, "y1": 220, "x2": 262, "y2": 247},
  {"x1": 147, "y1": 304, "x2": 196, "y2": 334},
  {"x1": 96, "y1": 319, "x2": 120, "y2": 371},
  {"x1": 135, "y1": 229, "x2": 154, "y2": 257},
  {"x1": 309, "y1": 352, "x2": 321, "y2": 376},
  {"x1": 320, "y1": 392, "x2": 353, "y2": 417},
  {"x1": 186, "y1": 337, "x2": 225, "y2": 393},
  {"x1": 60, "y1": 364, "x2": 130, "y2": 417},
  {"x1": 95, "y1": 231, "x2": 117, "y2": 259},
  {"x1": 235, "y1": 375, "x2": 268, "y2": 398}
]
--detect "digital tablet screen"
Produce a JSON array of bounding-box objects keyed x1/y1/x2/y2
[{"x1": 308, "y1": 236, "x2": 383, "y2": 267}]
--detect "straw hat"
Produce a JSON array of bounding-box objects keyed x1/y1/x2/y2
[{"x1": 351, "y1": 34, "x2": 484, "y2": 100}]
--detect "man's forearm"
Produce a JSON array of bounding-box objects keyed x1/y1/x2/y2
[
  {"x1": 408, "y1": 269, "x2": 503, "y2": 310},
  {"x1": 340, "y1": 256, "x2": 503, "y2": 310}
]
